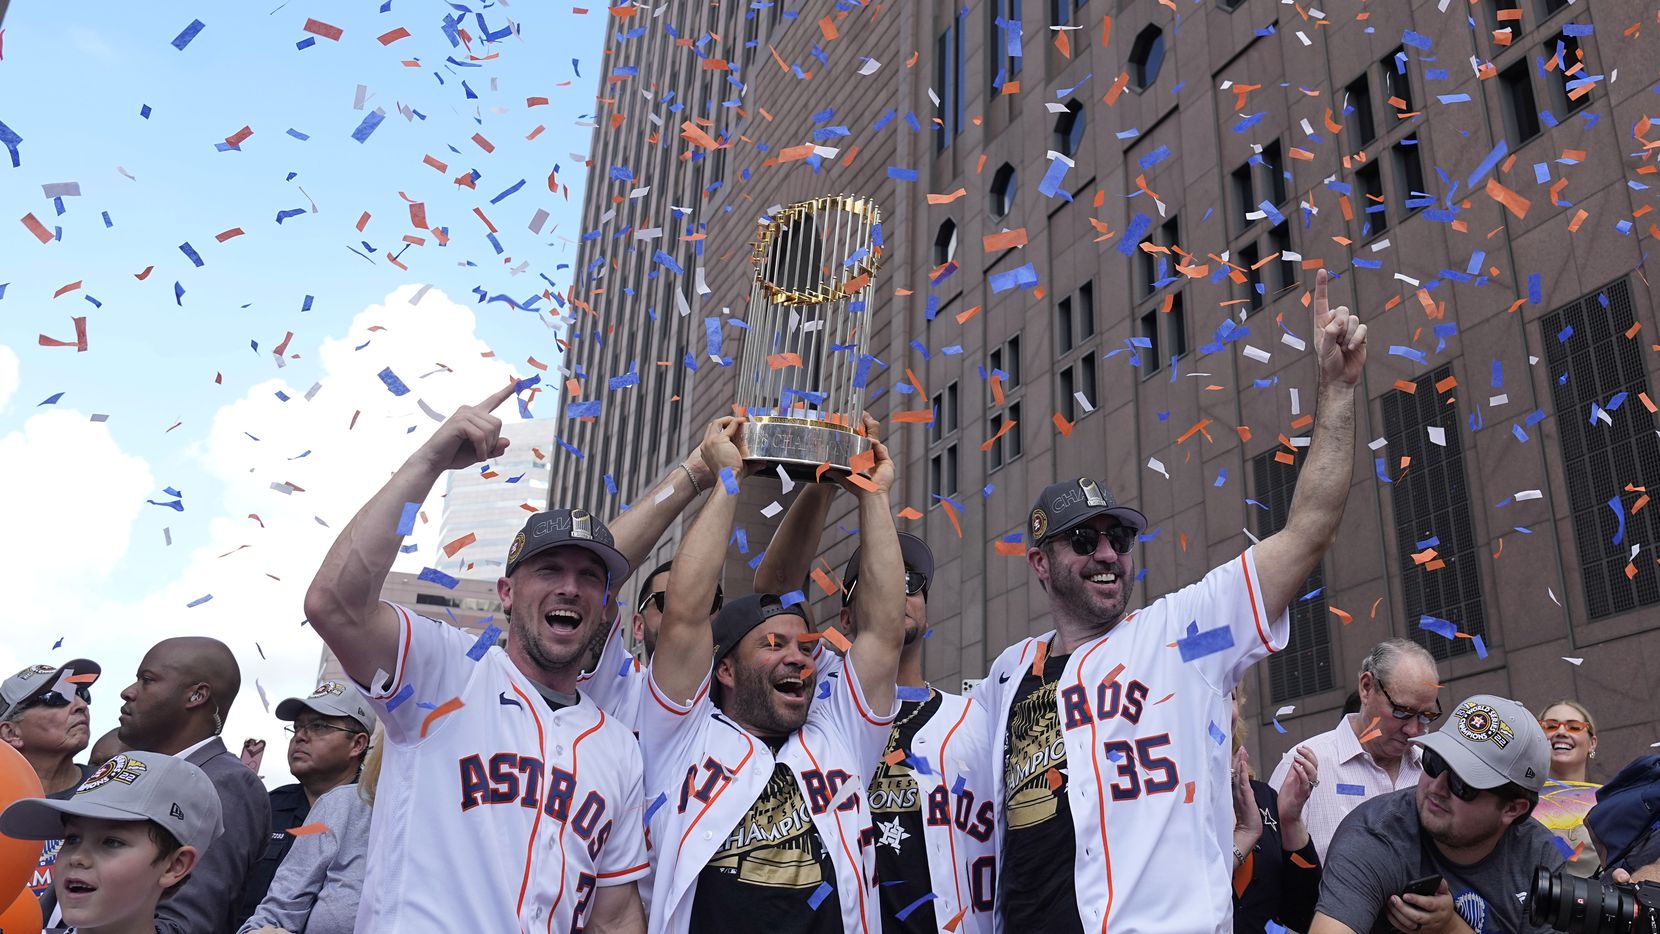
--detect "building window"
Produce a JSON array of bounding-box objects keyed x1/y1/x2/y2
[
  {"x1": 1252, "y1": 448, "x2": 1336, "y2": 701},
  {"x1": 1050, "y1": 0, "x2": 1086, "y2": 27},
  {"x1": 1140, "y1": 216, "x2": 1180, "y2": 298},
  {"x1": 1058, "y1": 354, "x2": 1096, "y2": 421},
  {"x1": 1356, "y1": 160, "x2": 1387, "y2": 237},
  {"x1": 934, "y1": 219, "x2": 959, "y2": 266},
  {"x1": 990, "y1": 163, "x2": 1017, "y2": 219},
  {"x1": 1393, "y1": 140, "x2": 1427, "y2": 217},
  {"x1": 1381, "y1": 46, "x2": 1413, "y2": 116},
  {"x1": 1139, "y1": 307, "x2": 1161, "y2": 373},
  {"x1": 930, "y1": 444, "x2": 959, "y2": 500},
  {"x1": 1541, "y1": 279, "x2": 1660, "y2": 619},
  {"x1": 1345, "y1": 73, "x2": 1376, "y2": 149},
  {"x1": 1541, "y1": 0, "x2": 1570, "y2": 14},
  {"x1": 1129, "y1": 25, "x2": 1165, "y2": 91},
  {"x1": 1056, "y1": 281, "x2": 1098, "y2": 420},
  {"x1": 1077, "y1": 281, "x2": 1095, "y2": 341},
  {"x1": 929, "y1": 381, "x2": 960, "y2": 445},
  {"x1": 1054, "y1": 99, "x2": 1085, "y2": 158},
  {"x1": 1498, "y1": 58, "x2": 1542, "y2": 149},
  {"x1": 989, "y1": 334, "x2": 1022, "y2": 390},
  {"x1": 1546, "y1": 30, "x2": 1592, "y2": 117},
  {"x1": 1238, "y1": 241, "x2": 1264, "y2": 313},
  {"x1": 1267, "y1": 223, "x2": 1295, "y2": 297},
  {"x1": 934, "y1": 12, "x2": 965, "y2": 152},
  {"x1": 1380, "y1": 365, "x2": 1489, "y2": 661},
  {"x1": 988, "y1": 0, "x2": 1022, "y2": 94},
  {"x1": 1221, "y1": 0, "x2": 1247, "y2": 9},
  {"x1": 1168, "y1": 290, "x2": 1188, "y2": 359},
  {"x1": 1261, "y1": 140, "x2": 1289, "y2": 207},
  {"x1": 989, "y1": 400, "x2": 1024, "y2": 470},
  {"x1": 1231, "y1": 160, "x2": 1257, "y2": 237}
]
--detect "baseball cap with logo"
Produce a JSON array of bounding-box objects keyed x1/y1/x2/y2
[
  {"x1": 504, "y1": 508, "x2": 631, "y2": 584},
  {"x1": 1027, "y1": 478, "x2": 1148, "y2": 548},
  {"x1": 842, "y1": 532, "x2": 936, "y2": 604},
  {"x1": 1411, "y1": 694, "x2": 1550, "y2": 794},
  {"x1": 711, "y1": 593, "x2": 810, "y2": 663},
  {"x1": 275, "y1": 681, "x2": 378, "y2": 732},
  {"x1": 0, "y1": 659, "x2": 101, "y2": 721},
  {"x1": 0, "y1": 752, "x2": 224, "y2": 852}
]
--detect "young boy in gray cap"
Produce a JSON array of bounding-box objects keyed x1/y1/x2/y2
[
  {"x1": 1309, "y1": 694, "x2": 1565, "y2": 934},
  {"x1": 1, "y1": 751, "x2": 223, "y2": 934}
]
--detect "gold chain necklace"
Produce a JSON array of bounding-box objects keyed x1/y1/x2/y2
[{"x1": 891, "y1": 686, "x2": 935, "y2": 732}]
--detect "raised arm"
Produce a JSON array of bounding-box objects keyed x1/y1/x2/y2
[
  {"x1": 607, "y1": 431, "x2": 717, "y2": 574},
  {"x1": 1253, "y1": 268, "x2": 1367, "y2": 620},
  {"x1": 653, "y1": 417, "x2": 746, "y2": 704},
  {"x1": 843, "y1": 439, "x2": 903, "y2": 716},
  {"x1": 303, "y1": 382, "x2": 517, "y2": 689}
]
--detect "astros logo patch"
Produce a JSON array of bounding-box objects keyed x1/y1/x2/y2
[
  {"x1": 12, "y1": 664, "x2": 55, "y2": 680},
  {"x1": 1030, "y1": 509, "x2": 1049, "y2": 542},
  {"x1": 507, "y1": 530, "x2": 527, "y2": 566},
  {"x1": 311, "y1": 681, "x2": 347, "y2": 698},
  {"x1": 1455, "y1": 703, "x2": 1513, "y2": 748},
  {"x1": 78, "y1": 754, "x2": 149, "y2": 794}
]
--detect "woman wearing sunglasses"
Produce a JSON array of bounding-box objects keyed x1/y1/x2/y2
[{"x1": 1533, "y1": 699, "x2": 1602, "y2": 877}]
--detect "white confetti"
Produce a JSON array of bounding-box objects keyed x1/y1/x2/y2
[
  {"x1": 1242, "y1": 345, "x2": 1272, "y2": 364},
  {"x1": 1562, "y1": 657, "x2": 1583, "y2": 666},
  {"x1": 1367, "y1": 437, "x2": 1389, "y2": 451},
  {"x1": 776, "y1": 464, "x2": 796, "y2": 494},
  {"x1": 1282, "y1": 331, "x2": 1306, "y2": 351},
  {"x1": 1428, "y1": 426, "x2": 1446, "y2": 446},
  {"x1": 857, "y1": 57, "x2": 881, "y2": 75},
  {"x1": 1514, "y1": 489, "x2": 1543, "y2": 501},
  {"x1": 1148, "y1": 457, "x2": 1169, "y2": 479},
  {"x1": 1073, "y1": 391, "x2": 1096, "y2": 414},
  {"x1": 1489, "y1": 393, "x2": 1509, "y2": 406},
  {"x1": 1290, "y1": 387, "x2": 1302, "y2": 416},
  {"x1": 1275, "y1": 706, "x2": 1296, "y2": 717},
  {"x1": 761, "y1": 501, "x2": 783, "y2": 519}
]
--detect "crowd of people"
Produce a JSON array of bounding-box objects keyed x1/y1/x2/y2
[{"x1": 2, "y1": 275, "x2": 1656, "y2": 934}]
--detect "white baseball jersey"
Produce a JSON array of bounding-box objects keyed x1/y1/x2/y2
[
  {"x1": 817, "y1": 654, "x2": 999, "y2": 934},
  {"x1": 576, "y1": 610, "x2": 644, "y2": 732},
  {"x1": 638, "y1": 654, "x2": 897, "y2": 934},
  {"x1": 353, "y1": 604, "x2": 649, "y2": 932},
  {"x1": 974, "y1": 548, "x2": 1288, "y2": 934}
]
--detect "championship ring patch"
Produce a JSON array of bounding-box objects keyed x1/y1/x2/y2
[
  {"x1": 1455, "y1": 702, "x2": 1513, "y2": 748},
  {"x1": 78, "y1": 754, "x2": 149, "y2": 794}
]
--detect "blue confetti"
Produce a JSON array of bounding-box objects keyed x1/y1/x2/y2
[
  {"x1": 185, "y1": 594, "x2": 213, "y2": 608},
  {"x1": 1608, "y1": 496, "x2": 1626, "y2": 545},
  {"x1": 179, "y1": 242, "x2": 205, "y2": 267},
  {"x1": 1467, "y1": 140, "x2": 1509, "y2": 191},
  {"x1": 1472, "y1": 634, "x2": 1488, "y2": 660},
  {"x1": 808, "y1": 882, "x2": 834, "y2": 910},
  {"x1": 378, "y1": 367, "x2": 410, "y2": 396},
  {"x1": 384, "y1": 683, "x2": 415, "y2": 712},
  {"x1": 720, "y1": 466, "x2": 739, "y2": 495},
  {"x1": 896, "y1": 894, "x2": 937, "y2": 921},
  {"x1": 896, "y1": 686, "x2": 931, "y2": 702},
  {"x1": 351, "y1": 109, "x2": 387, "y2": 143},
  {"x1": 418, "y1": 567, "x2": 461, "y2": 589},
  {"x1": 1272, "y1": 718, "x2": 1287, "y2": 734},
  {"x1": 653, "y1": 250, "x2": 684, "y2": 275},
  {"x1": 38, "y1": 392, "x2": 64, "y2": 406},
  {"x1": 395, "y1": 502, "x2": 421, "y2": 536},
  {"x1": 988, "y1": 262, "x2": 1038, "y2": 293},
  {"x1": 1530, "y1": 273, "x2": 1543, "y2": 305},
  {"x1": 0, "y1": 120, "x2": 23, "y2": 168},
  {"x1": 887, "y1": 166, "x2": 919, "y2": 182},
  {"x1": 1418, "y1": 615, "x2": 1458, "y2": 640},
  {"x1": 171, "y1": 19, "x2": 206, "y2": 50},
  {"x1": 467, "y1": 624, "x2": 503, "y2": 660},
  {"x1": 1176, "y1": 625, "x2": 1236, "y2": 662},
  {"x1": 643, "y1": 792, "x2": 668, "y2": 825},
  {"x1": 1207, "y1": 721, "x2": 1227, "y2": 745},
  {"x1": 1037, "y1": 156, "x2": 1073, "y2": 200},
  {"x1": 1336, "y1": 783, "x2": 1366, "y2": 796}
]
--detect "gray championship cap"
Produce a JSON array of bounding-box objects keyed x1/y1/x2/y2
[
  {"x1": 0, "y1": 659, "x2": 100, "y2": 720},
  {"x1": 505, "y1": 508, "x2": 631, "y2": 583},
  {"x1": 274, "y1": 680, "x2": 378, "y2": 732},
  {"x1": 0, "y1": 751, "x2": 224, "y2": 851},
  {"x1": 1028, "y1": 478, "x2": 1148, "y2": 547},
  {"x1": 1411, "y1": 694, "x2": 1550, "y2": 794}
]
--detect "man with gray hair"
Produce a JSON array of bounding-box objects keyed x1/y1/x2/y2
[{"x1": 1270, "y1": 638, "x2": 1443, "y2": 858}]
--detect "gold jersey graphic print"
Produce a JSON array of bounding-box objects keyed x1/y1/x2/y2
[
  {"x1": 1003, "y1": 675, "x2": 1066, "y2": 830},
  {"x1": 707, "y1": 762, "x2": 829, "y2": 889}
]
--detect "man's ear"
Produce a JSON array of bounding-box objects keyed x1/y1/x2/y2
[
  {"x1": 1500, "y1": 795, "x2": 1533, "y2": 827},
  {"x1": 1027, "y1": 546, "x2": 1051, "y2": 593},
  {"x1": 837, "y1": 606, "x2": 856, "y2": 638},
  {"x1": 350, "y1": 730, "x2": 371, "y2": 759},
  {"x1": 160, "y1": 845, "x2": 200, "y2": 889},
  {"x1": 185, "y1": 683, "x2": 211, "y2": 710},
  {"x1": 497, "y1": 576, "x2": 514, "y2": 613},
  {"x1": 714, "y1": 656, "x2": 736, "y2": 692},
  {"x1": 0, "y1": 721, "x2": 22, "y2": 750}
]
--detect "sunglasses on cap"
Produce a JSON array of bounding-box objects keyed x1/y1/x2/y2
[
  {"x1": 16, "y1": 685, "x2": 92, "y2": 712},
  {"x1": 1421, "y1": 748, "x2": 1483, "y2": 802},
  {"x1": 1065, "y1": 525, "x2": 1138, "y2": 557},
  {"x1": 845, "y1": 570, "x2": 930, "y2": 603},
  {"x1": 1539, "y1": 718, "x2": 1592, "y2": 735},
  {"x1": 638, "y1": 588, "x2": 724, "y2": 616}
]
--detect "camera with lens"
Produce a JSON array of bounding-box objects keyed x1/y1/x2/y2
[{"x1": 1531, "y1": 866, "x2": 1659, "y2": 934}]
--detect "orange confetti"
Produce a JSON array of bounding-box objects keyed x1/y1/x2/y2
[
  {"x1": 820, "y1": 627, "x2": 852, "y2": 653},
  {"x1": 891, "y1": 409, "x2": 935, "y2": 424},
  {"x1": 982, "y1": 228, "x2": 1029, "y2": 251},
  {"x1": 994, "y1": 540, "x2": 1026, "y2": 556},
  {"x1": 767, "y1": 352, "x2": 804, "y2": 369},
  {"x1": 302, "y1": 18, "x2": 343, "y2": 40},
  {"x1": 378, "y1": 26, "x2": 411, "y2": 45},
  {"x1": 1330, "y1": 607, "x2": 1353, "y2": 625},
  {"x1": 20, "y1": 213, "x2": 52, "y2": 244},
  {"x1": 286, "y1": 822, "x2": 330, "y2": 836},
  {"x1": 215, "y1": 227, "x2": 245, "y2": 242},
  {"x1": 927, "y1": 188, "x2": 967, "y2": 204},
  {"x1": 442, "y1": 533, "x2": 477, "y2": 558},
  {"x1": 419, "y1": 697, "x2": 464, "y2": 738}
]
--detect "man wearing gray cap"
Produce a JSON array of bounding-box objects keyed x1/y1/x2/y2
[
  {"x1": 235, "y1": 681, "x2": 375, "y2": 922},
  {"x1": 977, "y1": 269, "x2": 1368, "y2": 933},
  {"x1": 0, "y1": 658, "x2": 100, "y2": 898},
  {"x1": 304, "y1": 383, "x2": 648, "y2": 932},
  {"x1": 1309, "y1": 695, "x2": 1564, "y2": 934},
  {"x1": 1, "y1": 751, "x2": 223, "y2": 934}
]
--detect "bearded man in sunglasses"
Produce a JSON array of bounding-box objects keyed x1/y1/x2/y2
[
  {"x1": 975, "y1": 269, "x2": 1368, "y2": 934},
  {"x1": 0, "y1": 659, "x2": 100, "y2": 897},
  {"x1": 1309, "y1": 695, "x2": 1562, "y2": 934}
]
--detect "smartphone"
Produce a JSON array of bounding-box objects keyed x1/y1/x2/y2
[{"x1": 1403, "y1": 874, "x2": 1443, "y2": 898}]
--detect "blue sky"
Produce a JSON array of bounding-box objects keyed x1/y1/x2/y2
[{"x1": 0, "y1": 1, "x2": 605, "y2": 784}]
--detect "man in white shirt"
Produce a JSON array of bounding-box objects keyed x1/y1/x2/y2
[{"x1": 1269, "y1": 638, "x2": 1441, "y2": 858}]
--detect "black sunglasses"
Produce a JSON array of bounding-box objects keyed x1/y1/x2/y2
[
  {"x1": 843, "y1": 570, "x2": 930, "y2": 604},
  {"x1": 1066, "y1": 525, "x2": 1138, "y2": 557},
  {"x1": 1421, "y1": 748, "x2": 1482, "y2": 802},
  {"x1": 18, "y1": 685, "x2": 92, "y2": 712},
  {"x1": 638, "y1": 587, "x2": 724, "y2": 616}
]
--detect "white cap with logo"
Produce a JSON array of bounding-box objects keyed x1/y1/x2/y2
[
  {"x1": 0, "y1": 752, "x2": 224, "y2": 852},
  {"x1": 274, "y1": 680, "x2": 378, "y2": 732}
]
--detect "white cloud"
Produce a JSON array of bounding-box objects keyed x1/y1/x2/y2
[
  {"x1": 5, "y1": 286, "x2": 525, "y2": 787},
  {"x1": 0, "y1": 343, "x2": 19, "y2": 413}
]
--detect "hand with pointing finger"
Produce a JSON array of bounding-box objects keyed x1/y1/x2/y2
[
  {"x1": 416, "y1": 379, "x2": 520, "y2": 473},
  {"x1": 1312, "y1": 268, "x2": 1367, "y2": 387}
]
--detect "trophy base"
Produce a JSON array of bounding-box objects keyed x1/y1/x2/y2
[{"x1": 742, "y1": 420, "x2": 870, "y2": 481}]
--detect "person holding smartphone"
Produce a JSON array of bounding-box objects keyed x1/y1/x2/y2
[{"x1": 1308, "y1": 695, "x2": 1564, "y2": 934}]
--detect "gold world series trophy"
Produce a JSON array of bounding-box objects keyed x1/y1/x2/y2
[{"x1": 735, "y1": 194, "x2": 884, "y2": 479}]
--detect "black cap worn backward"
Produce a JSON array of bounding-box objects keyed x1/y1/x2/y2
[
  {"x1": 711, "y1": 593, "x2": 809, "y2": 663},
  {"x1": 505, "y1": 508, "x2": 632, "y2": 584},
  {"x1": 842, "y1": 532, "x2": 935, "y2": 595},
  {"x1": 1028, "y1": 478, "x2": 1148, "y2": 547}
]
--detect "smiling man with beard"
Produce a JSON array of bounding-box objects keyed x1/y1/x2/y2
[
  {"x1": 303, "y1": 382, "x2": 649, "y2": 933},
  {"x1": 640, "y1": 416, "x2": 906, "y2": 934},
  {"x1": 975, "y1": 269, "x2": 1369, "y2": 934}
]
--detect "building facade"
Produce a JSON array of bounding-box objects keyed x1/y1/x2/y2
[
  {"x1": 554, "y1": 0, "x2": 1660, "y2": 774},
  {"x1": 435, "y1": 417, "x2": 556, "y2": 581}
]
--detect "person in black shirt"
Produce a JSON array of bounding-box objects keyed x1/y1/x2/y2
[
  {"x1": 236, "y1": 681, "x2": 374, "y2": 925},
  {"x1": 1231, "y1": 692, "x2": 1321, "y2": 934}
]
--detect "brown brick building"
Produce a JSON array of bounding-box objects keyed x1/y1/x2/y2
[{"x1": 553, "y1": 0, "x2": 1660, "y2": 775}]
